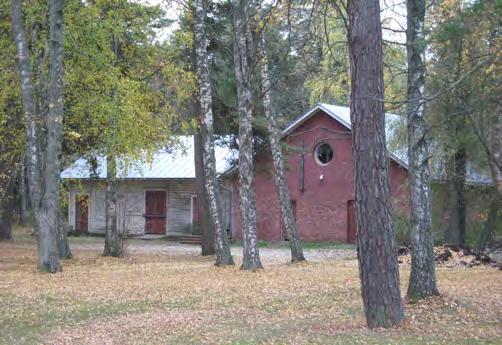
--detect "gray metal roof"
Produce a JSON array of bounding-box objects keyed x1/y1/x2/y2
[
  {"x1": 62, "y1": 104, "x2": 491, "y2": 185},
  {"x1": 282, "y1": 103, "x2": 409, "y2": 168},
  {"x1": 61, "y1": 136, "x2": 236, "y2": 179},
  {"x1": 282, "y1": 103, "x2": 491, "y2": 185}
]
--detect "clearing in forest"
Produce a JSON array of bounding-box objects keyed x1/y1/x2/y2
[{"x1": 0, "y1": 234, "x2": 500, "y2": 345}]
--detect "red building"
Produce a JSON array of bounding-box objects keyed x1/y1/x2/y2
[{"x1": 228, "y1": 103, "x2": 410, "y2": 243}]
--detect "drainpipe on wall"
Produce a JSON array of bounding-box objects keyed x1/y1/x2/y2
[{"x1": 219, "y1": 182, "x2": 233, "y2": 239}]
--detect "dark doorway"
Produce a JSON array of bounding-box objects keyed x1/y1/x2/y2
[
  {"x1": 347, "y1": 200, "x2": 357, "y2": 243},
  {"x1": 145, "y1": 191, "x2": 167, "y2": 234},
  {"x1": 191, "y1": 195, "x2": 200, "y2": 226},
  {"x1": 75, "y1": 194, "x2": 89, "y2": 234}
]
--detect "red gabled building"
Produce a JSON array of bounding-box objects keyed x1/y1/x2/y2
[{"x1": 228, "y1": 103, "x2": 410, "y2": 243}]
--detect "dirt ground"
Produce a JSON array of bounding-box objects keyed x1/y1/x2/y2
[{"x1": 0, "y1": 234, "x2": 501, "y2": 345}]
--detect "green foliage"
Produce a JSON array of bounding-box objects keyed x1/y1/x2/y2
[
  {"x1": 303, "y1": 5, "x2": 407, "y2": 114},
  {"x1": 428, "y1": 0, "x2": 500, "y2": 173},
  {"x1": 0, "y1": 0, "x2": 24, "y2": 197},
  {"x1": 62, "y1": 0, "x2": 193, "y2": 164},
  {"x1": 394, "y1": 214, "x2": 412, "y2": 247}
]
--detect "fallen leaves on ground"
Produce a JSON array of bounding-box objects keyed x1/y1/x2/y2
[
  {"x1": 398, "y1": 245, "x2": 501, "y2": 269},
  {"x1": 0, "y1": 237, "x2": 500, "y2": 345}
]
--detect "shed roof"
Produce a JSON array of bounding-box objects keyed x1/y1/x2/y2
[
  {"x1": 62, "y1": 104, "x2": 491, "y2": 185},
  {"x1": 60, "y1": 136, "x2": 236, "y2": 180},
  {"x1": 282, "y1": 103, "x2": 408, "y2": 168},
  {"x1": 283, "y1": 103, "x2": 490, "y2": 185}
]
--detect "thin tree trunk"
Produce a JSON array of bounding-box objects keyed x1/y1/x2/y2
[
  {"x1": 347, "y1": 0, "x2": 404, "y2": 328},
  {"x1": 193, "y1": 0, "x2": 234, "y2": 266},
  {"x1": 476, "y1": 105, "x2": 501, "y2": 250},
  {"x1": 0, "y1": 177, "x2": 16, "y2": 241},
  {"x1": 445, "y1": 38, "x2": 468, "y2": 247},
  {"x1": 19, "y1": 157, "x2": 28, "y2": 225},
  {"x1": 103, "y1": 153, "x2": 122, "y2": 257},
  {"x1": 233, "y1": 0, "x2": 262, "y2": 270},
  {"x1": 259, "y1": 35, "x2": 305, "y2": 263},
  {"x1": 446, "y1": 146, "x2": 467, "y2": 246},
  {"x1": 477, "y1": 186, "x2": 499, "y2": 251},
  {"x1": 11, "y1": 0, "x2": 42, "y2": 213},
  {"x1": 194, "y1": 131, "x2": 216, "y2": 256},
  {"x1": 57, "y1": 209, "x2": 72, "y2": 259},
  {"x1": 406, "y1": 0, "x2": 438, "y2": 301},
  {"x1": 477, "y1": 153, "x2": 501, "y2": 251}
]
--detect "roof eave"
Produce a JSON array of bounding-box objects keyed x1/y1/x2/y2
[{"x1": 281, "y1": 103, "x2": 408, "y2": 170}]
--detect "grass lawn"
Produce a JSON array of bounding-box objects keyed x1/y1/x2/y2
[{"x1": 0, "y1": 229, "x2": 500, "y2": 345}]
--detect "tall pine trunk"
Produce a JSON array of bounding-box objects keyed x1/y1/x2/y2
[
  {"x1": 406, "y1": 0, "x2": 438, "y2": 300},
  {"x1": 347, "y1": 0, "x2": 404, "y2": 328},
  {"x1": 103, "y1": 153, "x2": 122, "y2": 257},
  {"x1": 259, "y1": 35, "x2": 305, "y2": 263},
  {"x1": 194, "y1": 132, "x2": 216, "y2": 256},
  {"x1": 193, "y1": 0, "x2": 234, "y2": 266},
  {"x1": 233, "y1": 0, "x2": 262, "y2": 270}
]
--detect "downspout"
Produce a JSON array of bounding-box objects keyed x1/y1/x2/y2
[{"x1": 218, "y1": 179, "x2": 233, "y2": 240}]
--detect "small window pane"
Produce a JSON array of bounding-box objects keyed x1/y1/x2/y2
[{"x1": 315, "y1": 143, "x2": 333, "y2": 165}]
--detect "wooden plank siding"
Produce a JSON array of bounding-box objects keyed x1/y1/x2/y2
[{"x1": 67, "y1": 179, "x2": 199, "y2": 236}]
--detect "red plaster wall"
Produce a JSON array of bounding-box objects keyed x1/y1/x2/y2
[{"x1": 230, "y1": 110, "x2": 410, "y2": 243}]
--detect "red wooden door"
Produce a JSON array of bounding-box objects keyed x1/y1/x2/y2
[
  {"x1": 192, "y1": 195, "x2": 200, "y2": 225},
  {"x1": 75, "y1": 195, "x2": 89, "y2": 233},
  {"x1": 347, "y1": 200, "x2": 357, "y2": 243},
  {"x1": 145, "y1": 191, "x2": 167, "y2": 234}
]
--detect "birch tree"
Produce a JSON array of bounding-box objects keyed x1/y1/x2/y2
[
  {"x1": 347, "y1": 0, "x2": 404, "y2": 328},
  {"x1": 194, "y1": 132, "x2": 216, "y2": 256},
  {"x1": 11, "y1": 0, "x2": 41, "y2": 221},
  {"x1": 12, "y1": 0, "x2": 63, "y2": 271},
  {"x1": 233, "y1": 0, "x2": 262, "y2": 270},
  {"x1": 194, "y1": 0, "x2": 234, "y2": 266},
  {"x1": 406, "y1": 0, "x2": 439, "y2": 301},
  {"x1": 103, "y1": 153, "x2": 122, "y2": 256},
  {"x1": 259, "y1": 34, "x2": 305, "y2": 262}
]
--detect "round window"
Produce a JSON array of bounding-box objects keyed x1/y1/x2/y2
[{"x1": 315, "y1": 143, "x2": 333, "y2": 165}]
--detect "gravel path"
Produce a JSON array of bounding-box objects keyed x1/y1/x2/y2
[{"x1": 71, "y1": 239, "x2": 357, "y2": 264}]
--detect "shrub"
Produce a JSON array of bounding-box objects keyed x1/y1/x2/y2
[{"x1": 394, "y1": 214, "x2": 412, "y2": 247}]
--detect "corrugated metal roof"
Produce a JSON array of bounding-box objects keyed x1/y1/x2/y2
[
  {"x1": 61, "y1": 136, "x2": 236, "y2": 179},
  {"x1": 282, "y1": 103, "x2": 490, "y2": 185},
  {"x1": 282, "y1": 103, "x2": 409, "y2": 168},
  {"x1": 62, "y1": 104, "x2": 490, "y2": 185}
]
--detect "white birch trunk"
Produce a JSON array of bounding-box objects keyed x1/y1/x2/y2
[
  {"x1": 12, "y1": 0, "x2": 62, "y2": 271},
  {"x1": 406, "y1": 0, "x2": 438, "y2": 300},
  {"x1": 11, "y1": 0, "x2": 42, "y2": 212},
  {"x1": 233, "y1": 0, "x2": 262, "y2": 270},
  {"x1": 194, "y1": 0, "x2": 234, "y2": 266},
  {"x1": 259, "y1": 35, "x2": 305, "y2": 262}
]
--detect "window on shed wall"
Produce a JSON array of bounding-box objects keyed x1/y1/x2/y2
[{"x1": 314, "y1": 142, "x2": 333, "y2": 165}]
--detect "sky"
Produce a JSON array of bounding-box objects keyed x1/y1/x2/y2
[{"x1": 140, "y1": 0, "x2": 407, "y2": 44}]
